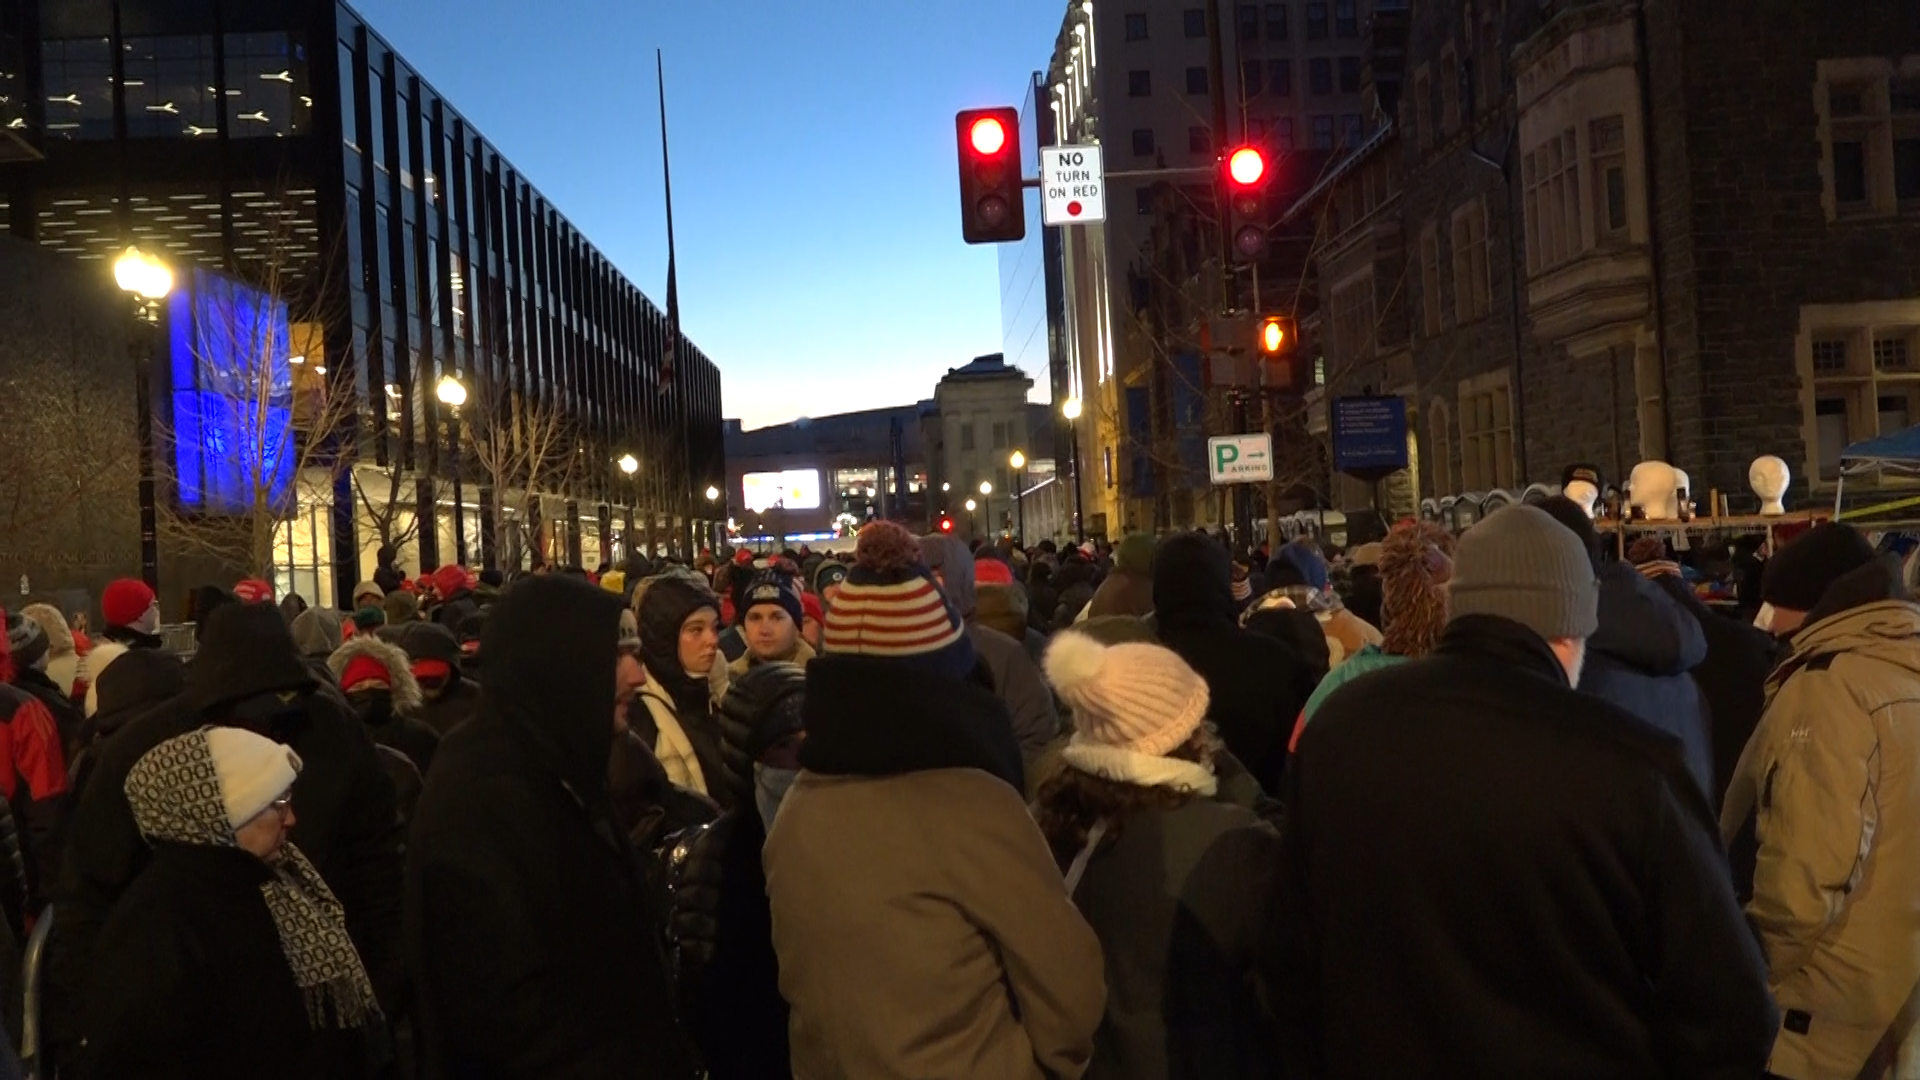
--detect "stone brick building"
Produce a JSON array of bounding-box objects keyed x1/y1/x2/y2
[{"x1": 1291, "y1": 0, "x2": 1920, "y2": 521}]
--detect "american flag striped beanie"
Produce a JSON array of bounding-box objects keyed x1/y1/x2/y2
[{"x1": 823, "y1": 521, "x2": 975, "y2": 681}]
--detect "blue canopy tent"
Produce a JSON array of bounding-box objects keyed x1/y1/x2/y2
[{"x1": 1835, "y1": 425, "x2": 1920, "y2": 512}]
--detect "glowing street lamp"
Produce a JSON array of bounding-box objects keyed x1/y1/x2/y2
[
  {"x1": 1008, "y1": 450, "x2": 1028, "y2": 547},
  {"x1": 705, "y1": 485, "x2": 720, "y2": 502},
  {"x1": 113, "y1": 245, "x2": 174, "y2": 302},
  {"x1": 619, "y1": 453, "x2": 639, "y2": 475},
  {"x1": 1061, "y1": 397, "x2": 1085, "y2": 541},
  {"x1": 436, "y1": 374, "x2": 469, "y2": 563},
  {"x1": 115, "y1": 245, "x2": 173, "y2": 591}
]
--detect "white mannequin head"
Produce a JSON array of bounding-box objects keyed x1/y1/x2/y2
[
  {"x1": 1628, "y1": 461, "x2": 1680, "y2": 520},
  {"x1": 1563, "y1": 480, "x2": 1599, "y2": 517},
  {"x1": 1749, "y1": 456, "x2": 1790, "y2": 515}
]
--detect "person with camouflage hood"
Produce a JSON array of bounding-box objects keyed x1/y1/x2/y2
[{"x1": 82, "y1": 727, "x2": 380, "y2": 1078}]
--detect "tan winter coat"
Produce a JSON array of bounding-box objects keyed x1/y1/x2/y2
[
  {"x1": 765, "y1": 768, "x2": 1105, "y2": 1079},
  {"x1": 1724, "y1": 599, "x2": 1920, "y2": 1079},
  {"x1": 724, "y1": 638, "x2": 814, "y2": 680}
]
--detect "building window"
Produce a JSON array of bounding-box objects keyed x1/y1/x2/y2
[
  {"x1": 1800, "y1": 306, "x2": 1920, "y2": 481},
  {"x1": 1330, "y1": 273, "x2": 1377, "y2": 368},
  {"x1": 1104, "y1": 446, "x2": 1115, "y2": 489},
  {"x1": 1243, "y1": 59, "x2": 1264, "y2": 97},
  {"x1": 1451, "y1": 199, "x2": 1491, "y2": 323},
  {"x1": 1184, "y1": 8, "x2": 1207, "y2": 36},
  {"x1": 1818, "y1": 60, "x2": 1920, "y2": 219},
  {"x1": 1136, "y1": 187, "x2": 1155, "y2": 215},
  {"x1": 1270, "y1": 59, "x2": 1294, "y2": 97},
  {"x1": 1440, "y1": 49, "x2": 1460, "y2": 134},
  {"x1": 1306, "y1": 2, "x2": 1329, "y2": 40},
  {"x1": 1189, "y1": 125, "x2": 1213, "y2": 154},
  {"x1": 1458, "y1": 375, "x2": 1516, "y2": 492},
  {"x1": 1338, "y1": 56, "x2": 1363, "y2": 95},
  {"x1": 1335, "y1": 0, "x2": 1358, "y2": 37},
  {"x1": 1420, "y1": 224, "x2": 1442, "y2": 337},
  {"x1": 40, "y1": 37, "x2": 115, "y2": 140},
  {"x1": 1129, "y1": 69, "x2": 1152, "y2": 97},
  {"x1": 1266, "y1": 3, "x2": 1290, "y2": 39},
  {"x1": 1429, "y1": 399, "x2": 1453, "y2": 497},
  {"x1": 1237, "y1": 4, "x2": 1260, "y2": 40},
  {"x1": 992, "y1": 421, "x2": 1008, "y2": 449},
  {"x1": 961, "y1": 423, "x2": 975, "y2": 452},
  {"x1": 1592, "y1": 115, "x2": 1629, "y2": 243},
  {"x1": 1249, "y1": 117, "x2": 1269, "y2": 141},
  {"x1": 1275, "y1": 117, "x2": 1295, "y2": 149},
  {"x1": 226, "y1": 32, "x2": 311, "y2": 138},
  {"x1": 1311, "y1": 116, "x2": 1335, "y2": 149},
  {"x1": 1341, "y1": 113, "x2": 1364, "y2": 147},
  {"x1": 121, "y1": 36, "x2": 219, "y2": 138},
  {"x1": 1309, "y1": 59, "x2": 1333, "y2": 96},
  {"x1": 1478, "y1": 14, "x2": 1503, "y2": 111},
  {"x1": 1524, "y1": 128, "x2": 1582, "y2": 273},
  {"x1": 1413, "y1": 69, "x2": 1432, "y2": 149},
  {"x1": 1126, "y1": 12, "x2": 1150, "y2": 40},
  {"x1": 1132, "y1": 128, "x2": 1156, "y2": 156},
  {"x1": 1187, "y1": 67, "x2": 1210, "y2": 95}
]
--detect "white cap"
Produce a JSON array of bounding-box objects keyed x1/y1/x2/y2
[{"x1": 204, "y1": 726, "x2": 302, "y2": 831}]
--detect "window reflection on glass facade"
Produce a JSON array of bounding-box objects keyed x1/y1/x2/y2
[
  {"x1": 1, "y1": 12, "x2": 30, "y2": 134},
  {"x1": 123, "y1": 35, "x2": 217, "y2": 137},
  {"x1": 43, "y1": 36, "x2": 113, "y2": 139},
  {"x1": 225, "y1": 32, "x2": 310, "y2": 136}
]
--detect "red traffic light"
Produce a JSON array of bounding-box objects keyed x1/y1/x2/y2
[
  {"x1": 1227, "y1": 146, "x2": 1267, "y2": 187},
  {"x1": 969, "y1": 117, "x2": 1008, "y2": 156},
  {"x1": 939, "y1": 515, "x2": 955, "y2": 533}
]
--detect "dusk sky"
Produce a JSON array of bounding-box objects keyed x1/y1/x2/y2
[{"x1": 350, "y1": 0, "x2": 1062, "y2": 431}]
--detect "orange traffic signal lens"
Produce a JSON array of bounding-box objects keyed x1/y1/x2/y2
[
  {"x1": 1261, "y1": 319, "x2": 1286, "y2": 353},
  {"x1": 969, "y1": 117, "x2": 1008, "y2": 156},
  {"x1": 1228, "y1": 146, "x2": 1267, "y2": 186}
]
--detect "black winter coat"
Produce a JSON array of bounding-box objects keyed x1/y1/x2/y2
[
  {"x1": 1279, "y1": 615, "x2": 1777, "y2": 1080},
  {"x1": 1577, "y1": 561, "x2": 1714, "y2": 798},
  {"x1": 670, "y1": 810, "x2": 789, "y2": 1079},
  {"x1": 1154, "y1": 534, "x2": 1315, "y2": 791},
  {"x1": 389, "y1": 622, "x2": 482, "y2": 739},
  {"x1": 67, "y1": 646, "x2": 185, "y2": 801},
  {"x1": 1070, "y1": 782, "x2": 1282, "y2": 1080},
  {"x1": 416, "y1": 678, "x2": 479, "y2": 738},
  {"x1": 79, "y1": 843, "x2": 369, "y2": 1080},
  {"x1": 366, "y1": 712, "x2": 440, "y2": 777},
  {"x1": 1343, "y1": 568, "x2": 1384, "y2": 633},
  {"x1": 1648, "y1": 574, "x2": 1776, "y2": 807},
  {"x1": 405, "y1": 575, "x2": 695, "y2": 1079},
  {"x1": 45, "y1": 604, "x2": 403, "y2": 1068}
]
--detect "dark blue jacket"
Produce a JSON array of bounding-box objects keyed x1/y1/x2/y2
[{"x1": 1578, "y1": 561, "x2": 1713, "y2": 798}]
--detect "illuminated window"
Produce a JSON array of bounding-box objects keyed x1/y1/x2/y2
[
  {"x1": 41, "y1": 37, "x2": 114, "y2": 140},
  {"x1": 225, "y1": 32, "x2": 310, "y2": 137}
]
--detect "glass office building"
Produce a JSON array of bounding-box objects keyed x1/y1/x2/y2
[{"x1": 0, "y1": 0, "x2": 723, "y2": 602}]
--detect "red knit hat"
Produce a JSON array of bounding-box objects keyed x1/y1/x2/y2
[
  {"x1": 800, "y1": 592, "x2": 824, "y2": 625},
  {"x1": 339, "y1": 653, "x2": 391, "y2": 691},
  {"x1": 102, "y1": 579, "x2": 156, "y2": 628},
  {"x1": 431, "y1": 564, "x2": 469, "y2": 599}
]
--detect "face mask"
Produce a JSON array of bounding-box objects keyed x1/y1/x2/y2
[
  {"x1": 755, "y1": 764, "x2": 800, "y2": 832},
  {"x1": 347, "y1": 690, "x2": 394, "y2": 727}
]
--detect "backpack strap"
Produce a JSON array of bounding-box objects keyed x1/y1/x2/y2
[{"x1": 1062, "y1": 818, "x2": 1110, "y2": 897}]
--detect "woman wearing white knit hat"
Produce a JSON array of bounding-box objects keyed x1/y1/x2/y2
[
  {"x1": 1034, "y1": 631, "x2": 1284, "y2": 1079},
  {"x1": 80, "y1": 726, "x2": 380, "y2": 1077}
]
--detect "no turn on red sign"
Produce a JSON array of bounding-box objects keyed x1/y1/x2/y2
[{"x1": 1040, "y1": 145, "x2": 1106, "y2": 225}]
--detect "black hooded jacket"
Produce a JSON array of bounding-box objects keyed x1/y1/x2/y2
[
  {"x1": 1647, "y1": 574, "x2": 1777, "y2": 808},
  {"x1": 68, "y1": 647, "x2": 186, "y2": 800},
  {"x1": 1578, "y1": 561, "x2": 1714, "y2": 799},
  {"x1": 1154, "y1": 534, "x2": 1315, "y2": 791},
  {"x1": 388, "y1": 622, "x2": 481, "y2": 738},
  {"x1": 44, "y1": 603, "x2": 403, "y2": 1069},
  {"x1": 405, "y1": 575, "x2": 695, "y2": 1079}
]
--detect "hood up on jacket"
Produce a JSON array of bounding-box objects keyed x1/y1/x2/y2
[
  {"x1": 1589, "y1": 560, "x2": 1707, "y2": 677},
  {"x1": 1152, "y1": 533, "x2": 1238, "y2": 633},
  {"x1": 387, "y1": 620, "x2": 466, "y2": 674},
  {"x1": 85, "y1": 641, "x2": 187, "y2": 723},
  {"x1": 184, "y1": 602, "x2": 319, "y2": 716},
  {"x1": 290, "y1": 608, "x2": 346, "y2": 659},
  {"x1": 1776, "y1": 555, "x2": 1920, "y2": 682},
  {"x1": 19, "y1": 604, "x2": 75, "y2": 659},
  {"x1": 326, "y1": 636, "x2": 424, "y2": 714},
  {"x1": 478, "y1": 574, "x2": 621, "y2": 807},
  {"x1": 918, "y1": 535, "x2": 978, "y2": 617}
]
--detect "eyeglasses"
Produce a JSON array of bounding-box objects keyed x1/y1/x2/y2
[{"x1": 267, "y1": 795, "x2": 293, "y2": 817}]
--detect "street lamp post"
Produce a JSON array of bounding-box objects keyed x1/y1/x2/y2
[
  {"x1": 114, "y1": 246, "x2": 174, "y2": 591},
  {"x1": 436, "y1": 374, "x2": 469, "y2": 565},
  {"x1": 618, "y1": 454, "x2": 639, "y2": 562},
  {"x1": 1062, "y1": 397, "x2": 1086, "y2": 542},
  {"x1": 705, "y1": 484, "x2": 721, "y2": 552},
  {"x1": 964, "y1": 497, "x2": 978, "y2": 536},
  {"x1": 1008, "y1": 450, "x2": 1027, "y2": 549},
  {"x1": 978, "y1": 480, "x2": 993, "y2": 541}
]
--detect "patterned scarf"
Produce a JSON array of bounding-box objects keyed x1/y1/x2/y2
[{"x1": 124, "y1": 727, "x2": 379, "y2": 1031}]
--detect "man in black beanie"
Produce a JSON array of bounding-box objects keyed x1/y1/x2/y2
[{"x1": 1723, "y1": 521, "x2": 1920, "y2": 1078}]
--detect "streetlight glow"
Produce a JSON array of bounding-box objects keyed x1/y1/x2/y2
[
  {"x1": 941, "y1": 482, "x2": 951, "y2": 492},
  {"x1": 705, "y1": 485, "x2": 720, "y2": 501},
  {"x1": 618, "y1": 453, "x2": 639, "y2": 475},
  {"x1": 979, "y1": 481, "x2": 993, "y2": 496},
  {"x1": 1009, "y1": 450, "x2": 1026, "y2": 471},
  {"x1": 964, "y1": 498, "x2": 977, "y2": 512},
  {"x1": 435, "y1": 373, "x2": 468, "y2": 407},
  {"x1": 114, "y1": 246, "x2": 173, "y2": 300},
  {"x1": 1063, "y1": 397, "x2": 1083, "y2": 421}
]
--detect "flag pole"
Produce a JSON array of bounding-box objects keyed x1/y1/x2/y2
[{"x1": 656, "y1": 47, "x2": 693, "y2": 554}]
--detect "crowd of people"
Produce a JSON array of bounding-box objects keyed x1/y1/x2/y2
[{"x1": 0, "y1": 501, "x2": 1906, "y2": 1077}]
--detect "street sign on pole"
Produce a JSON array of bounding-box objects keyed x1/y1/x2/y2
[
  {"x1": 1331, "y1": 395, "x2": 1409, "y2": 480},
  {"x1": 1207, "y1": 433, "x2": 1274, "y2": 485},
  {"x1": 1040, "y1": 145, "x2": 1107, "y2": 225}
]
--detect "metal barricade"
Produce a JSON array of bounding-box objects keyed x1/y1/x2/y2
[
  {"x1": 20, "y1": 904, "x2": 52, "y2": 1079},
  {"x1": 157, "y1": 622, "x2": 197, "y2": 663}
]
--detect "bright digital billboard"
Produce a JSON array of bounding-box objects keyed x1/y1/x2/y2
[{"x1": 742, "y1": 469, "x2": 822, "y2": 512}]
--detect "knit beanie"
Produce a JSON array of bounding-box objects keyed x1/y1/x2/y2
[
  {"x1": 811, "y1": 559, "x2": 848, "y2": 596},
  {"x1": 202, "y1": 726, "x2": 303, "y2": 831},
  {"x1": 431, "y1": 564, "x2": 470, "y2": 599},
  {"x1": 1627, "y1": 535, "x2": 1683, "y2": 579},
  {"x1": 3, "y1": 611, "x2": 48, "y2": 672},
  {"x1": 973, "y1": 557, "x2": 1015, "y2": 586},
  {"x1": 102, "y1": 578, "x2": 157, "y2": 629},
  {"x1": 1761, "y1": 522, "x2": 1876, "y2": 612},
  {"x1": 351, "y1": 581, "x2": 384, "y2": 607},
  {"x1": 821, "y1": 520, "x2": 975, "y2": 681},
  {"x1": 1449, "y1": 504, "x2": 1599, "y2": 640},
  {"x1": 1537, "y1": 495, "x2": 1604, "y2": 573},
  {"x1": 1044, "y1": 632, "x2": 1209, "y2": 756},
  {"x1": 1278, "y1": 542, "x2": 1330, "y2": 592},
  {"x1": 1114, "y1": 533, "x2": 1157, "y2": 576},
  {"x1": 1379, "y1": 520, "x2": 1453, "y2": 658},
  {"x1": 743, "y1": 567, "x2": 805, "y2": 625}
]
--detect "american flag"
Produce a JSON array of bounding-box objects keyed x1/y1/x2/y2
[{"x1": 658, "y1": 253, "x2": 677, "y2": 395}]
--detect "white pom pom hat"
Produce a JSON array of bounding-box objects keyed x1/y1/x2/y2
[{"x1": 1043, "y1": 631, "x2": 1211, "y2": 757}]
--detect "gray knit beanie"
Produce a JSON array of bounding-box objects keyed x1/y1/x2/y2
[{"x1": 1448, "y1": 505, "x2": 1598, "y2": 640}]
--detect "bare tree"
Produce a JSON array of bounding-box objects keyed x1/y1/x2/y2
[
  {"x1": 463, "y1": 381, "x2": 584, "y2": 571},
  {"x1": 352, "y1": 459, "x2": 421, "y2": 558}
]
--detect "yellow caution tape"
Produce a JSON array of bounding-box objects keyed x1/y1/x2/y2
[{"x1": 1838, "y1": 494, "x2": 1920, "y2": 521}]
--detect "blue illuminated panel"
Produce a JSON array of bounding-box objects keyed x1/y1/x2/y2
[{"x1": 167, "y1": 269, "x2": 294, "y2": 514}]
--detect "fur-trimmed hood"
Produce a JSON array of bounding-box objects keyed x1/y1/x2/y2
[
  {"x1": 20, "y1": 604, "x2": 75, "y2": 658},
  {"x1": 326, "y1": 635, "x2": 423, "y2": 713}
]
